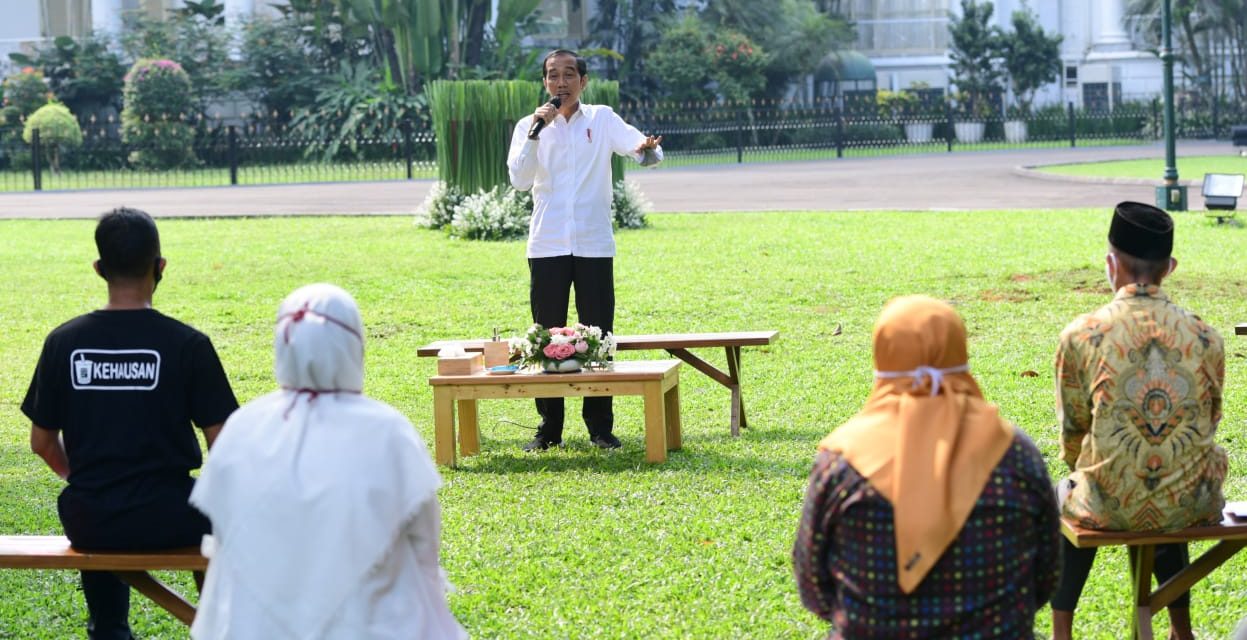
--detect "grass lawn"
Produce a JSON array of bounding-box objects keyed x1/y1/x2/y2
[
  {"x1": 1037, "y1": 155, "x2": 1247, "y2": 181},
  {"x1": 1, "y1": 211, "x2": 1246, "y2": 638}
]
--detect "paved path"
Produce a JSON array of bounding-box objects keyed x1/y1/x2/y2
[{"x1": 0, "y1": 140, "x2": 1233, "y2": 219}]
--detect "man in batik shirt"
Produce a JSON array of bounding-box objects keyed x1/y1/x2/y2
[{"x1": 1050, "y1": 201, "x2": 1227, "y2": 640}]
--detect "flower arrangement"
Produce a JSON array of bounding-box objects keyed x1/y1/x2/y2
[{"x1": 509, "y1": 323, "x2": 615, "y2": 373}]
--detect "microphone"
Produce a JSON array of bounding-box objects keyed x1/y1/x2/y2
[{"x1": 528, "y1": 96, "x2": 563, "y2": 140}]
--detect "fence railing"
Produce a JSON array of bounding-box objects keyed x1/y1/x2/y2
[
  {"x1": 0, "y1": 117, "x2": 438, "y2": 193},
  {"x1": 0, "y1": 99, "x2": 1242, "y2": 193}
]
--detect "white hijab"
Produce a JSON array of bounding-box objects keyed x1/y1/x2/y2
[{"x1": 191, "y1": 284, "x2": 447, "y2": 638}]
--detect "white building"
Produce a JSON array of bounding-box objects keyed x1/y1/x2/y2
[{"x1": 846, "y1": 0, "x2": 1163, "y2": 109}]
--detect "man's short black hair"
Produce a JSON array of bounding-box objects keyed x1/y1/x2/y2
[
  {"x1": 1112, "y1": 247, "x2": 1172, "y2": 283},
  {"x1": 542, "y1": 49, "x2": 587, "y2": 78},
  {"x1": 95, "y1": 207, "x2": 161, "y2": 281}
]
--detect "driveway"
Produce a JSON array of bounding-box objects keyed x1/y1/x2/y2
[{"x1": 0, "y1": 140, "x2": 1232, "y2": 219}]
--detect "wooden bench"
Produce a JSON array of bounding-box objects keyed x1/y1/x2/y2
[
  {"x1": 429, "y1": 360, "x2": 681, "y2": 466},
  {"x1": 0, "y1": 535, "x2": 206, "y2": 625},
  {"x1": 1061, "y1": 505, "x2": 1247, "y2": 640},
  {"x1": 419, "y1": 330, "x2": 777, "y2": 436},
  {"x1": 1235, "y1": 323, "x2": 1247, "y2": 336}
]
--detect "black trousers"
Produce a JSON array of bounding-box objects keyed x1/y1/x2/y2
[
  {"x1": 58, "y1": 476, "x2": 210, "y2": 640},
  {"x1": 1050, "y1": 538, "x2": 1191, "y2": 611},
  {"x1": 529, "y1": 255, "x2": 614, "y2": 440}
]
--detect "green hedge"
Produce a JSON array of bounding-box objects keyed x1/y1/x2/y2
[{"x1": 428, "y1": 79, "x2": 621, "y2": 195}]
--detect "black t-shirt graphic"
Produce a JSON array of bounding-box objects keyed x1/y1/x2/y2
[{"x1": 22, "y1": 309, "x2": 238, "y2": 499}]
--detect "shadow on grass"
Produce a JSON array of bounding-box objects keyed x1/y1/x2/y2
[{"x1": 448, "y1": 424, "x2": 817, "y2": 476}]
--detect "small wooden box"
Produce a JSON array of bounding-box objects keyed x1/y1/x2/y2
[
  {"x1": 482, "y1": 341, "x2": 510, "y2": 367},
  {"x1": 437, "y1": 354, "x2": 484, "y2": 376}
]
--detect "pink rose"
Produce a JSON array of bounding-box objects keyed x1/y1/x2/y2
[
  {"x1": 575, "y1": 340, "x2": 588, "y2": 353},
  {"x1": 543, "y1": 343, "x2": 575, "y2": 360}
]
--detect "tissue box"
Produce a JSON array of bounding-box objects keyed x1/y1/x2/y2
[{"x1": 438, "y1": 353, "x2": 484, "y2": 376}]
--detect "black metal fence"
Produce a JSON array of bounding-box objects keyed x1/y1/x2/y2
[
  {"x1": 0, "y1": 116, "x2": 438, "y2": 193},
  {"x1": 0, "y1": 98, "x2": 1242, "y2": 193},
  {"x1": 618, "y1": 99, "x2": 1170, "y2": 168}
]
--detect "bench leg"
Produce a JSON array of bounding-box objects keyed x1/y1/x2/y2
[
  {"x1": 643, "y1": 380, "x2": 667, "y2": 463},
  {"x1": 726, "y1": 346, "x2": 746, "y2": 435},
  {"x1": 458, "y1": 399, "x2": 480, "y2": 456},
  {"x1": 664, "y1": 383, "x2": 682, "y2": 451},
  {"x1": 1129, "y1": 545, "x2": 1156, "y2": 640},
  {"x1": 432, "y1": 387, "x2": 457, "y2": 467},
  {"x1": 1150, "y1": 539, "x2": 1247, "y2": 611},
  {"x1": 114, "y1": 571, "x2": 196, "y2": 626}
]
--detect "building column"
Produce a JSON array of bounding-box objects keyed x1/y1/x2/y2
[
  {"x1": 1092, "y1": 0, "x2": 1131, "y2": 53},
  {"x1": 91, "y1": 0, "x2": 124, "y2": 35}
]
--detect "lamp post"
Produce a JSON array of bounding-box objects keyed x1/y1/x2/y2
[{"x1": 1157, "y1": 0, "x2": 1187, "y2": 210}]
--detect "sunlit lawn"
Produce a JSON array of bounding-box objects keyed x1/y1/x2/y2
[
  {"x1": 1, "y1": 211, "x2": 1245, "y2": 638},
  {"x1": 1038, "y1": 154, "x2": 1247, "y2": 181}
]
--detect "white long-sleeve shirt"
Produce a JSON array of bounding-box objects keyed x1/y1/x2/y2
[{"x1": 507, "y1": 103, "x2": 662, "y2": 258}]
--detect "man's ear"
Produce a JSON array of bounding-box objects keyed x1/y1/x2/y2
[
  {"x1": 93, "y1": 260, "x2": 106, "y2": 280},
  {"x1": 1166, "y1": 257, "x2": 1178, "y2": 277}
]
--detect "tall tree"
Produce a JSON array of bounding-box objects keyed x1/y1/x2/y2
[
  {"x1": 1000, "y1": 3, "x2": 1062, "y2": 115},
  {"x1": 585, "y1": 0, "x2": 678, "y2": 101},
  {"x1": 947, "y1": 0, "x2": 1004, "y2": 119}
]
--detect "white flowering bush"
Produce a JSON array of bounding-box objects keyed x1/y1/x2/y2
[
  {"x1": 448, "y1": 186, "x2": 532, "y2": 241},
  {"x1": 612, "y1": 179, "x2": 651, "y2": 229},
  {"x1": 413, "y1": 181, "x2": 463, "y2": 229},
  {"x1": 419, "y1": 180, "x2": 651, "y2": 239}
]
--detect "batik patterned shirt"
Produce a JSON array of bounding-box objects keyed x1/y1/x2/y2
[
  {"x1": 793, "y1": 434, "x2": 1060, "y2": 639},
  {"x1": 1056, "y1": 284, "x2": 1226, "y2": 531}
]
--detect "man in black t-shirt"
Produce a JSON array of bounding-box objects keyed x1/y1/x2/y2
[{"x1": 22, "y1": 208, "x2": 238, "y2": 640}]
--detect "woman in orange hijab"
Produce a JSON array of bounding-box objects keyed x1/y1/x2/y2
[{"x1": 793, "y1": 295, "x2": 1060, "y2": 638}]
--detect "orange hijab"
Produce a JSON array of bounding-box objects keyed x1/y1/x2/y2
[{"x1": 819, "y1": 296, "x2": 1015, "y2": 594}]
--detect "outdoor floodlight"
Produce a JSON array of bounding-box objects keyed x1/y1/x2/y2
[{"x1": 1202, "y1": 173, "x2": 1244, "y2": 211}]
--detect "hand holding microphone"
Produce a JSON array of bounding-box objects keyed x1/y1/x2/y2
[{"x1": 528, "y1": 97, "x2": 563, "y2": 140}]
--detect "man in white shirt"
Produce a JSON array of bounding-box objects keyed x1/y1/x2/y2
[{"x1": 507, "y1": 49, "x2": 663, "y2": 452}]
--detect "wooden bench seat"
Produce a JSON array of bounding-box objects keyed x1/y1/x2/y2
[
  {"x1": 0, "y1": 535, "x2": 205, "y2": 625},
  {"x1": 1061, "y1": 506, "x2": 1247, "y2": 640},
  {"x1": 419, "y1": 330, "x2": 778, "y2": 436}
]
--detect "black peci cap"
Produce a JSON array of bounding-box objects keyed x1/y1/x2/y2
[{"x1": 1108, "y1": 201, "x2": 1173, "y2": 260}]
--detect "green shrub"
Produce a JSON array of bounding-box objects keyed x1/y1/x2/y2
[
  {"x1": 121, "y1": 59, "x2": 196, "y2": 169},
  {"x1": 843, "y1": 122, "x2": 905, "y2": 145},
  {"x1": 22, "y1": 102, "x2": 82, "y2": 173},
  {"x1": 2, "y1": 68, "x2": 52, "y2": 117},
  {"x1": 289, "y1": 63, "x2": 428, "y2": 162}
]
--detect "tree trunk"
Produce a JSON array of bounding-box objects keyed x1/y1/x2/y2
[{"x1": 463, "y1": 0, "x2": 489, "y2": 67}]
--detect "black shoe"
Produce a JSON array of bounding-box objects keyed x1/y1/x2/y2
[
  {"x1": 523, "y1": 435, "x2": 562, "y2": 452},
  {"x1": 590, "y1": 433, "x2": 622, "y2": 449}
]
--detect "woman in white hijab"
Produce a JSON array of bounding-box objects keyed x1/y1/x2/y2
[{"x1": 190, "y1": 283, "x2": 466, "y2": 639}]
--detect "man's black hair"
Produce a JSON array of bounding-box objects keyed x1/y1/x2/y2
[
  {"x1": 1111, "y1": 247, "x2": 1171, "y2": 283},
  {"x1": 542, "y1": 49, "x2": 587, "y2": 78},
  {"x1": 95, "y1": 207, "x2": 161, "y2": 281}
]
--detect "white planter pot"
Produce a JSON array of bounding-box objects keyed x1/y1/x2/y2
[
  {"x1": 954, "y1": 121, "x2": 985, "y2": 143},
  {"x1": 904, "y1": 122, "x2": 934, "y2": 143},
  {"x1": 1004, "y1": 120, "x2": 1028, "y2": 143},
  {"x1": 542, "y1": 358, "x2": 582, "y2": 373}
]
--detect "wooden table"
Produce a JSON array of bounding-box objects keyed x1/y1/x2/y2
[
  {"x1": 1235, "y1": 323, "x2": 1247, "y2": 335},
  {"x1": 419, "y1": 330, "x2": 776, "y2": 436},
  {"x1": 1061, "y1": 507, "x2": 1247, "y2": 640},
  {"x1": 428, "y1": 360, "x2": 682, "y2": 467},
  {"x1": 0, "y1": 535, "x2": 206, "y2": 625}
]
